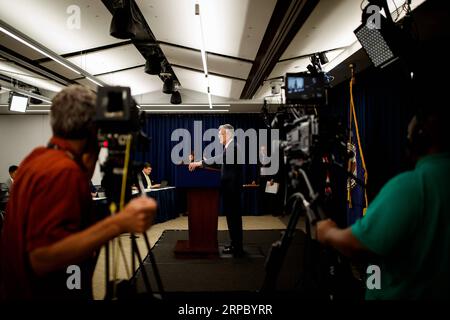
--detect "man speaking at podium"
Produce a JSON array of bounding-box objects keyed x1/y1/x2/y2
[{"x1": 189, "y1": 124, "x2": 244, "y2": 257}]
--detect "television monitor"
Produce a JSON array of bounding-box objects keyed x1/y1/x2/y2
[{"x1": 285, "y1": 72, "x2": 327, "y2": 105}]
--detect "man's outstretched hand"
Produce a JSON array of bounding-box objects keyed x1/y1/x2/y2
[{"x1": 189, "y1": 161, "x2": 202, "y2": 172}]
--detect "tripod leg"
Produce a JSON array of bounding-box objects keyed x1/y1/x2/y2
[
  {"x1": 131, "y1": 236, "x2": 153, "y2": 295},
  {"x1": 104, "y1": 241, "x2": 112, "y2": 300},
  {"x1": 142, "y1": 233, "x2": 165, "y2": 295},
  {"x1": 261, "y1": 197, "x2": 303, "y2": 292},
  {"x1": 131, "y1": 235, "x2": 135, "y2": 274}
]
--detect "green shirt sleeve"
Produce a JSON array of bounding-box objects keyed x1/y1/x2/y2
[{"x1": 351, "y1": 171, "x2": 422, "y2": 256}]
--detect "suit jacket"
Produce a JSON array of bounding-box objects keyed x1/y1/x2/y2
[
  {"x1": 139, "y1": 171, "x2": 152, "y2": 189},
  {"x1": 202, "y1": 140, "x2": 242, "y2": 192}
]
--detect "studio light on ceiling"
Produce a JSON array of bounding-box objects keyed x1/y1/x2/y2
[
  {"x1": 354, "y1": 0, "x2": 411, "y2": 68},
  {"x1": 318, "y1": 52, "x2": 329, "y2": 65},
  {"x1": 354, "y1": 20, "x2": 397, "y2": 67},
  {"x1": 9, "y1": 92, "x2": 29, "y2": 113},
  {"x1": 170, "y1": 90, "x2": 182, "y2": 105},
  {"x1": 1, "y1": 81, "x2": 52, "y2": 108},
  {"x1": 110, "y1": 0, "x2": 139, "y2": 39},
  {"x1": 145, "y1": 59, "x2": 161, "y2": 75},
  {"x1": 144, "y1": 44, "x2": 162, "y2": 75},
  {"x1": 29, "y1": 88, "x2": 43, "y2": 104},
  {"x1": 162, "y1": 77, "x2": 174, "y2": 94}
]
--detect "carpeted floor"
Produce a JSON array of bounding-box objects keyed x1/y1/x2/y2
[{"x1": 132, "y1": 229, "x2": 307, "y2": 294}]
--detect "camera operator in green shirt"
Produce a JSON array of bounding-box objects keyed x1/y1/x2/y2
[{"x1": 317, "y1": 105, "x2": 450, "y2": 299}]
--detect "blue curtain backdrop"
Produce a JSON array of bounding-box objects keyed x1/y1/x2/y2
[
  {"x1": 327, "y1": 63, "x2": 417, "y2": 223},
  {"x1": 132, "y1": 63, "x2": 417, "y2": 221},
  {"x1": 135, "y1": 113, "x2": 267, "y2": 187}
]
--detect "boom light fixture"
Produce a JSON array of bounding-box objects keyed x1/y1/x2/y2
[{"x1": 195, "y1": 1, "x2": 213, "y2": 109}]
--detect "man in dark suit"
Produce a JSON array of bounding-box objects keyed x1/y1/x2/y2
[
  {"x1": 189, "y1": 124, "x2": 244, "y2": 256},
  {"x1": 139, "y1": 163, "x2": 160, "y2": 189}
]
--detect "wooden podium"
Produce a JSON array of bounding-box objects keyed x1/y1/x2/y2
[{"x1": 174, "y1": 165, "x2": 221, "y2": 257}]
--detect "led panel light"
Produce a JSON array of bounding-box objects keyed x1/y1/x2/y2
[
  {"x1": 352, "y1": 7, "x2": 412, "y2": 70},
  {"x1": 9, "y1": 93, "x2": 29, "y2": 112},
  {"x1": 354, "y1": 23, "x2": 397, "y2": 68}
]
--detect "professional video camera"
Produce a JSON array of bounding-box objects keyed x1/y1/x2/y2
[
  {"x1": 261, "y1": 59, "x2": 362, "y2": 299},
  {"x1": 94, "y1": 86, "x2": 163, "y2": 300},
  {"x1": 95, "y1": 86, "x2": 148, "y2": 206},
  {"x1": 262, "y1": 53, "x2": 348, "y2": 194}
]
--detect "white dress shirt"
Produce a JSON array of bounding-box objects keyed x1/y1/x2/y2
[{"x1": 143, "y1": 171, "x2": 152, "y2": 188}]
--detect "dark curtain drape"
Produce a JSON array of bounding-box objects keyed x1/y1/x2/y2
[
  {"x1": 327, "y1": 63, "x2": 417, "y2": 202},
  {"x1": 133, "y1": 62, "x2": 418, "y2": 216},
  {"x1": 135, "y1": 113, "x2": 267, "y2": 186}
]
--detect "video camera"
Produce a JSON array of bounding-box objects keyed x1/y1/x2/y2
[
  {"x1": 265, "y1": 61, "x2": 347, "y2": 215},
  {"x1": 261, "y1": 62, "x2": 357, "y2": 298},
  {"x1": 95, "y1": 86, "x2": 149, "y2": 207},
  {"x1": 94, "y1": 86, "x2": 162, "y2": 300}
]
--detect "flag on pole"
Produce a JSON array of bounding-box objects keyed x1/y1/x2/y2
[{"x1": 347, "y1": 74, "x2": 368, "y2": 226}]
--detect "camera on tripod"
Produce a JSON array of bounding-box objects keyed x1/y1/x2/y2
[
  {"x1": 95, "y1": 86, "x2": 149, "y2": 205},
  {"x1": 261, "y1": 61, "x2": 358, "y2": 298},
  {"x1": 94, "y1": 87, "x2": 162, "y2": 300}
]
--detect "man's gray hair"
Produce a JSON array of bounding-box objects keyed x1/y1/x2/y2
[
  {"x1": 50, "y1": 85, "x2": 96, "y2": 139},
  {"x1": 219, "y1": 124, "x2": 234, "y2": 138}
]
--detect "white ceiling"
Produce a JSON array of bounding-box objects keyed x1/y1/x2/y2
[
  {"x1": 137, "y1": 0, "x2": 277, "y2": 60},
  {"x1": 44, "y1": 44, "x2": 146, "y2": 78},
  {"x1": 0, "y1": 0, "x2": 429, "y2": 113},
  {"x1": 0, "y1": 0, "x2": 122, "y2": 55},
  {"x1": 160, "y1": 44, "x2": 252, "y2": 80}
]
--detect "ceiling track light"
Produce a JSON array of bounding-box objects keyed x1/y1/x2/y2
[
  {"x1": 0, "y1": 20, "x2": 105, "y2": 87},
  {"x1": 110, "y1": 0, "x2": 140, "y2": 39},
  {"x1": 144, "y1": 45, "x2": 165, "y2": 75},
  {"x1": 29, "y1": 88, "x2": 43, "y2": 104},
  {"x1": 195, "y1": 2, "x2": 213, "y2": 109},
  {"x1": 162, "y1": 77, "x2": 174, "y2": 94},
  {"x1": 318, "y1": 52, "x2": 329, "y2": 65},
  {"x1": 170, "y1": 90, "x2": 182, "y2": 105},
  {"x1": 145, "y1": 59, "x2": 161, "y2": 75},
  {"x1": 1, "y1": 81, "x2": 52, "y2": 104}
]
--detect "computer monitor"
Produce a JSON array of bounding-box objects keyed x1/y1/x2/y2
[{"x1": 159, "y1": 180, "x2": 168, "y2": 188}]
